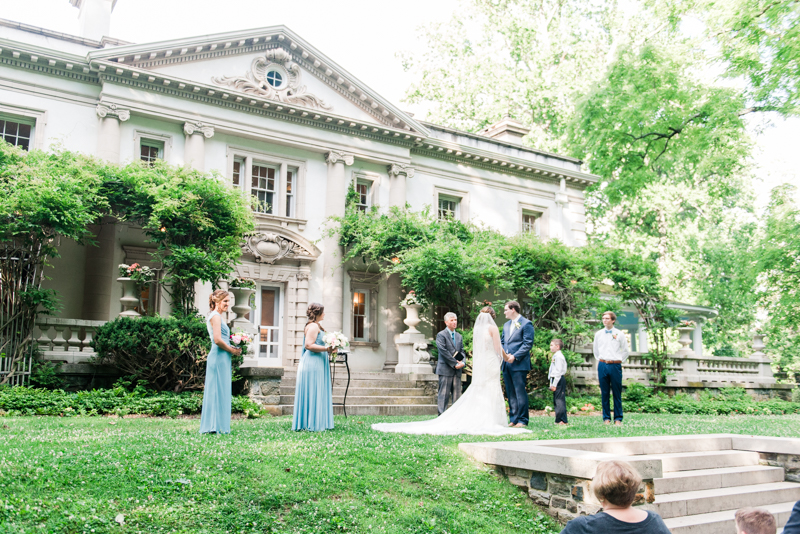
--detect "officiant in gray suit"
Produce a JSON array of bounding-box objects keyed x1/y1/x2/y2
[{"x1": 435, "y1": 312, "x2": 465, "y2": 415}]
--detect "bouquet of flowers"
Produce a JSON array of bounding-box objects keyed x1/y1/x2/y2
[
  {"x1": 118, "y1": 263, "x2": 155, "y2": 284},
  {"x1": 400, "y1": 290, "x2": 419, "y2": 308},
  {"x1": 677, "y1": 320, "x2": 697, "y2": 328},
  {"x1": 323, "y1": 331, "x2": 349, "y2": 360},
  {"x1": 230, "y1": 330, "x2": 253, "y2": 354}
]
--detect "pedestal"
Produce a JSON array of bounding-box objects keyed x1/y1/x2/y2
[
  {"x1": 395, "y1": 332, "x2": 435, "y2": 374},
  {"x1": 117, "y1": 277, "x2": 141, "y2": 318},
  {"x1": 229, "y1": 287, "x2": 257, "y2": 359},
  {"x1": 675, "y1": 327, "x2": 694, "y2": 357}
]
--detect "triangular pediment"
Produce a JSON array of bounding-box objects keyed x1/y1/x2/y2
[{"x1": 87, "y1": 26, "x2": 427, "y2": 135}]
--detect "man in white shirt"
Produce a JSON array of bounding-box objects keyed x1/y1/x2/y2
[
  {"x1": 548, "y1": 339, "x2": 568, "y2": 425},
  {"x1": 593, "y1": 311, "x2": 629, "y2": 426}
]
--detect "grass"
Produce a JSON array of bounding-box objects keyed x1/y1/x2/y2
[{"x1": 2, "y1": 413, "x2": 800, "y2": 534}]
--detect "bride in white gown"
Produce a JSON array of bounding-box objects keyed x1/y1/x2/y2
[{"x1": 372, "y1": 307, "x2": 531, "y2": 436}]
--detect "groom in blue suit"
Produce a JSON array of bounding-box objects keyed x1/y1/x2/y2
[{"x1": 501, "y1": 300, "x2": 534, "y2": 427}]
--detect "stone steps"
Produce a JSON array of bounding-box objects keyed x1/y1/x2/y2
[
  {"x1": 652, "y1": 481, "x2": 800, "y2": 519},
  {"x1": 278, "y1": 404, "x2": 438, "y2": 416},
  {"x1": 279, "y1": 386, "x2": 425, "y2": 396},
  {"x1": 637, "y1": 450, "x2": 760, "y2": 472},
  {"x1": 655, "y1": 465, "x2": 785, "y2": 494},
  {"x1": 280, "y1": 378, "x2": 419, "y2": 388},
  {"x1": 279, "y1": 394, "x2": 435, "y2": 406}
]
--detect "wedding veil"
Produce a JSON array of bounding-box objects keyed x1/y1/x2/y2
[{"x1": 472, "y1": 312, "x2": 494, "y2": 358}]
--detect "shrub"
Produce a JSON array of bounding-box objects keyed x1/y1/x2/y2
[
  {"x1": 0, "y1": 385, "x2": 264, "y2": 417},
  {"x1": 623, "y1": 380, "x2": 652, "y2": 403},
  {"x1": 92, "y1": 316, "x2": 212, "y2": 392},
  {"x1": 28, "y1": 359, "x2": 65, "y2": 390}
]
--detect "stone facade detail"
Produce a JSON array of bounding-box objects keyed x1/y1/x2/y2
[
  {"x1": 325, "y1": 150, "x2": 354, "y2": 166},
  {"x1": 212, "y1": 48, "x2": 331, "y2": 110},
  {"x1": 387, "y1": 163, "x2": 415, "y2": 178},
  {"x1": 491, "y1": 465, "x2": 652, "y2": 524},
  {"x1": 242, "y1": 232, "x2": 317, "y2": 264},
  {"x1": 238, "y1": 367, "x2": 284, "y2": 415},
  {"x1": 95, "y1": 102, "x2": 129, "y2": 121},
  {"x1": 183, "y1": 121, "x2": 215, "y2": 138}
]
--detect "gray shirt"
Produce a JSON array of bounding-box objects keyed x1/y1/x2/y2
[{"x1": 560, "y1": 511, "x2": 671, "y2": 534}]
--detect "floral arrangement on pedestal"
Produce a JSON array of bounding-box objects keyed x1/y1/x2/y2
[
  {"x1": 323, "y1": 331, "x2": 349, "y2": 361},
  {"x1": 228, "y1": 277, "x2": 256, "y2": 289},
  {"x1": 677, "y1": 320, "x2": 697, "y2": 329},
  {"x1": 118, "y1": 263, "x2": 155, "y2": 285},
  {"x1": 399, "y1": 290, "x2": 419, "y2": 308}
]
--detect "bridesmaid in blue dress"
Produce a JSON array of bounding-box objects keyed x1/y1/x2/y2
[
  {"x1": 292, "y1": 302, "x2": 335, "y2": 431},
  {"x1": 199, "y1": 289, "x2": 241, "y2": 434}
]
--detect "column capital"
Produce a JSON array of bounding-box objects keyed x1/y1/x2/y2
[
  {"x1": 387, "y1": 163, "x2": 415, "y2": 178},
  {"x1": 96, "y1": 102, "x2": 130, "y2": 122},
  {"x1": 325, "y1": 150, "x2": 354, "y2": 166},
  {"x1": 184, "y1": 121, "x2": 215, "y2": 138}
]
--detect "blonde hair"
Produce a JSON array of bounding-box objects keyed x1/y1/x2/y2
[
  {"x1": 592, "y1": 460, "x2": 641, "y2": 507},
  {"x1": 209, "y1": 289, "x2": 230, "y2": 312},
  {"x1": 735, "y1": 508, "x2": 777, "y2": 534}
]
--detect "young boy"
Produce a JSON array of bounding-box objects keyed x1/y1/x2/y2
[
  {"x1": 548, "y1": 339, "x2": 568, "y2": 425},
  {"x1": 735, "y1": 508, "x2": 777, "y2": 534}
]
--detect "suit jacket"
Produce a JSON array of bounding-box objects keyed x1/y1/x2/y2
[
  {"x1": 435, "y1": 328, "x2": 464, "y2": 377},
  {"x1": 784, "y1": 501, "x2": 800, "y2": 534},
  {"x1": 501, "y1": 315, "x2": 534, "y2": 372}
]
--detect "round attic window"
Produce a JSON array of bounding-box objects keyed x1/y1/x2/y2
[{"x1": 266, "y1": 70, "x2": 284, "y2": 88}]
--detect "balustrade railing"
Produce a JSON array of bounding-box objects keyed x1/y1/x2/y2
[{"x1": 34, "y1": 318, "x2": 107, "y2": 364}]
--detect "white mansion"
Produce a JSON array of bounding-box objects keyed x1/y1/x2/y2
[{"x1": 0, "y1": 1, "x2": 600, "y2": 372}]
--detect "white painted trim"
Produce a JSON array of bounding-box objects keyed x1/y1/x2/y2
[
  {"x1": 132, "y1": 129, "x2": 172, "y2": 163},
  {"x1": 351, "y1": 169, "x2": 381, "y2": 210},
  {"x1": 0, "y1": 102, "x2": 47, "y2": 149},
  {"x1": 518, "y1": 201, "x2": 551, "y2": 239},
  {"x1": 433, "y1": 185, "x2": 470, "y2": 223}
]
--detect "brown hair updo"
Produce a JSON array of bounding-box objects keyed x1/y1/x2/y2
[
  {"x1": 481, "y1": 305, "x2": 496, "y2": 319},
  {"x1": 305, "y1": 302, "x2": 326, "y2": 331},
  {"x1": 209, "y1": 289, "x2": 230, "y2": 312}
]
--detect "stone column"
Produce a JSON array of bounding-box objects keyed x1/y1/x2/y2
[
  {"x1": 82, "y1": 217, "x2": 117, "y2": 321},
  {"x1": 96, "y1": 103, "x2": 129, "y2": 163},
  {"x1": 692, "y1": 319, "x2": 704, "y2": 357},
  {"x1": 638, "y1": 316, "x2": 649, "y2": 353},
  {"x1": 385, "y1": 163, "x2": 415, "y2": 372},
  {"x1": 321, "y1": 150, "x2": 354, "y2": 333},
  {"x1": 183, "y1": 121, "x2": 214, "y2": 171}
]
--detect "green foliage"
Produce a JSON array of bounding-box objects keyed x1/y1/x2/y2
[
  {"x1": 622, "y1": 380, "x2": 651, "y2": 404},
  {"x1": 28, "y1": 359, "x2": 64, "y2": 390},
  {"x1": 92, "y1": 316, "x2": 217, "y2": 392},
  {"x1": 0, "y1": 385, "x2": 263, "y2": 417}
]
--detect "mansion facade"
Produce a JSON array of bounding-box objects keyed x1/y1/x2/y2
[{"x1": 0, "y1": 2, "x2": 600, "y2": 372}]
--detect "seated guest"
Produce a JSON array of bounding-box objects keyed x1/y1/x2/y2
[
  {"x1": 736, "y1": 508, "x2": 777, "y2": 534},
  {"x1": 559, "y1": 460, "x2": 671, "y2": 533},
  {"x1": 784, "y1": 501, "x2": 800, "y2": 534}
]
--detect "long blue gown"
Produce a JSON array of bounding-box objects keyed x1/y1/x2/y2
[
  {"x1": 292, "y1": 331, "x2": 334, "y2": 431},
  {"x1": 199, "y1": 310, "x2": 232, "y2": 434}
]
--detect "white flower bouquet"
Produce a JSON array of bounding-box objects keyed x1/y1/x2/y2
[
  {"x1": 399, "y1": 290, "x2": 419, "y2": 308},
  {"x1": 230, "y1": 330, "x2": 253, "y2": 353},
  {"x1": 323, "y1": 331, "x2": 349, "y2": 360}
]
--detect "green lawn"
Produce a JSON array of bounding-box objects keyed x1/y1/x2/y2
[{"x1": 2, "y1": 413, "x2": 800, "y2": 534}]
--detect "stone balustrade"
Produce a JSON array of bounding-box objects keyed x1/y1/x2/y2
[
  {"x1": 34, "y1": 318, "x2": 107, "y2": 364},
  {"x1": 571, "y1": 347, "x2": 782, "y2": 393}
]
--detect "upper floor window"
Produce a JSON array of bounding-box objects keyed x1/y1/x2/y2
[
  {"x1": 134, "y1": 131, "x2": 171, "y2": 165},
  {"x1": 438, "y1": 197, "x2": 458, "y2": 220},
  {"x1": 355, "y1": 180, "x2": 370, "y2": 212},
  {"x1": 228, "y1": 148, "x2": 307, "y2": 223},
  {"x1": 0, "y1": 118, "x2": 33, "y2": 150},
  {"x1": 140, "y1": 139, "x2": 164, "y2": 164},
  {"x1": 522, "y1": 211, "x2": 539, "y2": 236}
]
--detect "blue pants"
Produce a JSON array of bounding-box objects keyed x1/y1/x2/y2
[
  {"x1": 503, "y1": 369, "x2": 529, "y2": 425},
  {"x1": 598, "y1": 361, "x2": 623, "y2": 422}
]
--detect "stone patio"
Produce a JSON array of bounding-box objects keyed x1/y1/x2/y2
[{"x1": 460, "y1": 434, "x2": 800, "y2": 533}]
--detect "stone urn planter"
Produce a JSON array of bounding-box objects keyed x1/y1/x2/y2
[
  {"x1": 675, "y1": 326, "x2": 694, "y2": 356},
  {"x1": 117, "y1": 277, "x2": 141, "y2": 318},
  {"x1": 229, "y1": 287, "x2": 255, "y2": 328},
  {"x1": 402, "y1": 303, "x2": 422, "y2": 334},
  {"x1": 751, "y1": 333, "x2": 766, "y2": 358}
]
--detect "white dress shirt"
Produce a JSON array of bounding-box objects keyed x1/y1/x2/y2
[
  {"x1": 593, "y1": 327, "x2": 630, "y2": 362},
  {"x1": 548, "y1": 350, "x2": 568, "y2": 387}
]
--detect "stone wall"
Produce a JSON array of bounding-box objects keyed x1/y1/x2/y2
[
  {"x1": 489, "y1": 464, "x2": 654, "y2": 523},
  {"x1": 238, "y1": 367, "x2": 284, "y2": 416}
]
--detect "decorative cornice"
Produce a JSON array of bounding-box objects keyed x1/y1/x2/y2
[
  {"x1": 96, "y1": 102, "x2": 130, "y2": 121},
  {"x1": 0, "y1": 41, "x2": 98, "y2": 84},
  {"x1": 183, "y1": 121, "x2": 214, "y2": 138},
  {"x1": 387, "y1": 163, "x2": 415, "y2": 179},
  {"x1": 325, "y1": 151, "x2": 354, "y2": 166},
  {"x1": 241, "y1": 231, "x2": 319, "y2": 264}
]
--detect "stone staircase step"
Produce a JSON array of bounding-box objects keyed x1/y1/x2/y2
[
  {"x1": 279, "y1": 395, "x2": 435, "y2": 406},
  {"x1": 283, "y1": 370, "x2": 427, "y2": 381},
  {"x1": 636, "y1": 450, "x2": 760, "y2": 472},
  {"x1": 662, "y1": 500, "x2": 796, "y2": 534},
  {"x1": 651, "y1": 482, "x2": 800, "y2": 519},
  {"x1": 279, "y1": 386, "x2": 427, "y2": 396},
  {"x1": 278, "y1": 404, "x2": 438, "y2": 416},
  {"x1": 655, "y1": 465, "x2": 785, "y2": 494},
  {"x1": 281, "y1": 378, "x2": 419, "y2": 389}
]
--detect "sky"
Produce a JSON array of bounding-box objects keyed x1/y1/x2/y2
[{"x1": 2, "y1": 0, "x2": 797, "y2": 205}]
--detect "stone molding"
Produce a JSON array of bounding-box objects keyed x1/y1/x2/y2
[
  {"x1": 212, "y1": 48, "x2": 331, "y2": 110},
  {"x1": 387, "y1": 163, "x2": 415, "y2": 179},
  {"x1": 325, "y1": 150, "x2": 354, "y2": 166},
  {"x1": 241, "y1": 227, "x2": 320, "y2": 265},
  {"x1": 183, "y1": 121, "x2": 214, "y2": 138},
  {"x1": 96, "y1": 102, "x2": 129, "y2": 121}
]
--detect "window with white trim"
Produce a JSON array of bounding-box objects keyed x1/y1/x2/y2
[
  {"x1": 0, "y1": 117, "x2": 33, "y2": 150},
  {"x1": 232, "y1": 158, "x2": 244, "y2": 190},
  {"x1": 251, "y1": 163, "x2": 277, "y2": 214},
  {"x1": 139, "y1": 139, "x2": 164, "y2": 164},
  {"x1": 438, "y1": 196, "x2": 459, "y2": 220},
  {"x1": 355, "y1": 180, "x2": 370, "y2": 212},
  {"x1": 522, "y1": 211, "x2": 539, "y2": 236},
  {"x1": 352, "y1": 291, "x2": 368, "y2": 340},
  {"x1": 349, "y1": 272, "x2": 379, "y2": 345}
]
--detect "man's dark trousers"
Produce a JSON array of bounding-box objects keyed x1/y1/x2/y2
[
  {"x1": 502, "y1": 368, "x2": 529, "y2": 425},
  {"x1": 553, "y1": 376, "x2": 568, "y2": 424},
  {"x1": 598, "y1": 361, "x2": 623, "y2": 422}
]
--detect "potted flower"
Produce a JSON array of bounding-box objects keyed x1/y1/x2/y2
[
  {"x1": 675, "y1": 320, "x2": 696, "y2": 356},
  {"x1": 117, "y1": 263, "x2": 155, "y2": 318},
  {"x1": 752, "y1": 327, "x2": 766, "y2": 358},
  {"x1": 400, "y1": 290, "x2": 422, "y2": 333}
]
